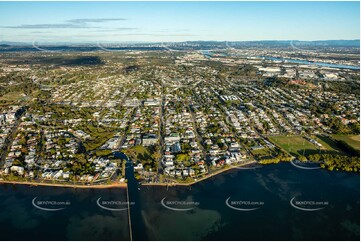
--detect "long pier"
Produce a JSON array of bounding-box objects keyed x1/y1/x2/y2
[{"x1": 126, "y1": 185, "x2": 133, "y2": 241}]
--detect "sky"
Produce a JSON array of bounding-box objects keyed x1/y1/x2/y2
[{"x1": 0, "y1": 1, "x2": 359, "y2": 43}]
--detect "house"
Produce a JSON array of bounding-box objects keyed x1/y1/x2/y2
[
  {"x1": 164, "y1": 166, "x2": 175, "y2": 174},
  {"x1": 62, "y1": 172, "x2": 71, "y2": 179},
  {"x1": 251, "y1": 145, "x2": 264, "y2": 150},
  {"x1": 164, "y1": 133, "x2": 180, "y2": 143},
  {"x1": 184, "y1": 130, "x2": 195, "y2": 139},
  {"x1": 10, "y1": 166, "x2": 24, "y2": 175},
  {"x1": 162, "y1": 156, "x2": 174, "y2": 167},
  {"x1": 205, "y1": 139, "x2": 213, "y2": 145},
  {"x1": 189, "y1": 169, "x2": 195, "y2": 176},
  {"x1": 142, "y1": 134, "x2": 158, "y2": 146},
  {"x1": 175, "y1": 170, "x2": 182, "y2": 177},
  {"x1": 124, "y1": 98, "x2": 141, "y2": 107},
  {"x1": 216, "y1": 159, "x2": 225, "y2": 167},
  {"x1": 144, "y1": 98, "x2": 161, "y2": 106},
  {"x1": 134, "y1": 163, "x2": 144, "y2": 170}
]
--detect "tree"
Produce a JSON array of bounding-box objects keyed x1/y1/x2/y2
[
  {"x1": 299, "y1": 156, "x2": 307, "y2": 162},
  {"x1": 176, "y1": 153, "x2": 190, "y2": 162}
]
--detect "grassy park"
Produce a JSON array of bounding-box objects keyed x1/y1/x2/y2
[
  {"x1": 332, "y1": 135, "x2": 360, "y2": 151},
  {"x1": 268, "y1": 135, "x2": 321, "y2": 157}
]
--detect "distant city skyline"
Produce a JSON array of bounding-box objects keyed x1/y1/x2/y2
[{"x1": 0, "y1": 1, "x2": 359, "y2": 43}]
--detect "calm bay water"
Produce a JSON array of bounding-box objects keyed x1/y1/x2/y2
[
  {"x1": 0, "y1": 185, "x2": 130, "y2": 240},
  {"x1": 0, "y1": 163, "x2": 359, "y2": 240},
  {"x1": 134, "y1": 163, "x2": 359, "y2": 240}
]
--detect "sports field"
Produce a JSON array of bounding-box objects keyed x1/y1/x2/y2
[
  {"x1": 268, "y1": 135, "x2": 320, "y2": 157},
  {"x1": 332, "y1": 135, "x2": 360, "y2": 151}
]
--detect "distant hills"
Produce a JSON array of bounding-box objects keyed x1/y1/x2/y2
[{"x1": 0, "y1": 40, "x2": 359, "y2": 52}]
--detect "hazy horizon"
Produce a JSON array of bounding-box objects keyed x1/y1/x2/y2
[
  {"x1": 0, "y1": 1, "x2": 359, "y2": 43},
  {"x1": 1, "y1": 39, "x2": 360, "y2": 44}
]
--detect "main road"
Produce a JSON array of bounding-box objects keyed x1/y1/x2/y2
[{"x1": 0, "y1": 107, "x2": 27, "y2": 165}]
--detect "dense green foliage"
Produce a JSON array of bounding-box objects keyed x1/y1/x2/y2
[{"x1": 307, "y1": 154, "x2": 360, "y2": 172}]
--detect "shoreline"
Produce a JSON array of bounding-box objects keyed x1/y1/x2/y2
[
  {"x1": 142, "y1": 160, "x2": 258, "y2": 187},
  {"x1": 0, "y1": 160, "x2": 258, "y2": 189},
  {"x1": 0, "y1": 180, "x2": 128, "y2": 189}
]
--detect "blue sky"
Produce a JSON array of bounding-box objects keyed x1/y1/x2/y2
[{"x1": 0, "y1": 1, "x2": 359, "y2": 43}]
